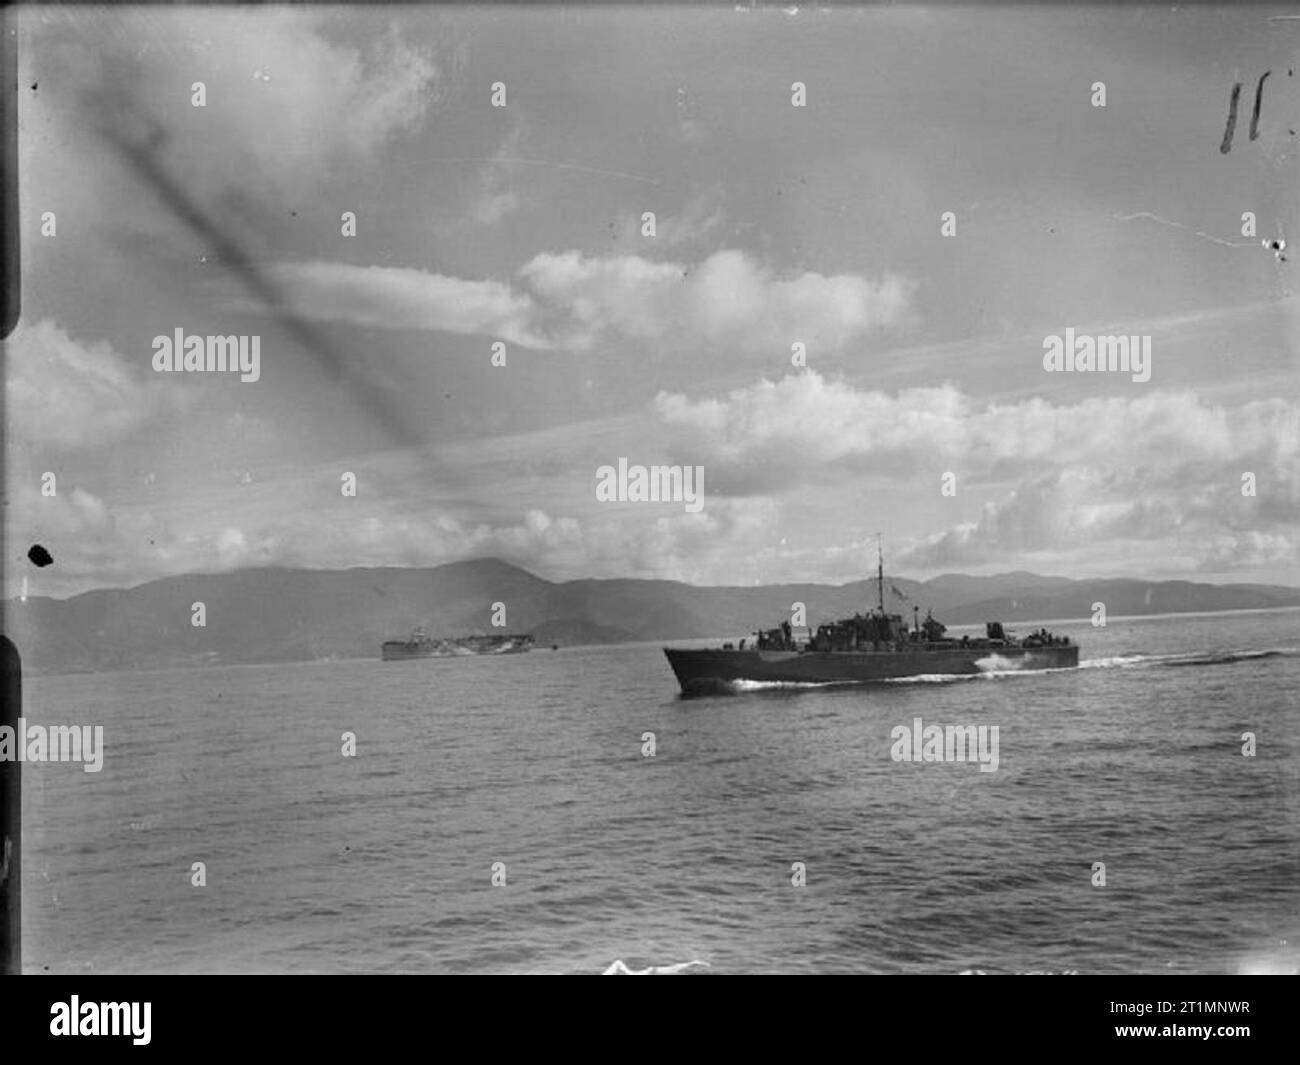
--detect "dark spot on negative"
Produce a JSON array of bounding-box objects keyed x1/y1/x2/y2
[
  {"x1": 1249, "y1": 70, "x2": 1271, "y2": 142},
  {"x1": 27, "y1": 544, "x2": 53, "y2": 567},
  {"x1": 30, "y1": 82, "x2": 37, "y2": 92},
  {"x1": 1220, "y1": 81, "x2": 1242, "y2": 154}
]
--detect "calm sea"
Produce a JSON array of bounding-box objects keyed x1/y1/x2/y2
[{"x1": 17, "y1": 609, "x2": 1300, "y2": 974}]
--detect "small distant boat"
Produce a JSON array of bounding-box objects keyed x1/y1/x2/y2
[{"x1": 381, "y1": 627, "x2": 535, "y2": 661}]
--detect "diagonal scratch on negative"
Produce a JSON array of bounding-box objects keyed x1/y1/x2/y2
[
  {"x1": 1221, "y1": 81, "x2": 1243, "y2": 154},
  {"x1": 1113, "y1": 212, "x2": 1260, "y2": 248},
  {"x1": 85, "y1": 90, "x2": 433, "y2": 454},
  {"x1": 422, "y1": 156, "x2": 661, "y2": 186},
  {"x1": 1250, "y1": 70, "x2": 1271, "y2": 141}
]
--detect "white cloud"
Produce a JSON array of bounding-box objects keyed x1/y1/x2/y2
[
  {"x1": 655, "y1": 373, "x2": 1297, "y2": 482},
  {"x1": 33, "y1": 10, "x2": 438, "y2": 207},
  {"x1": 523, "y1": 249, "x2": 914, "y2": 352},
  {"x1": 654, "y1": 372, "x2": 1300, "y2": 574},
  {"x1": 6, "y1": 319, "x2": 176, "y2": 450},
  {"x1": 5, "y1": 479, "x2": 132, "y2": 593},
  {"x1": 903, "y1": 471, "x2": 1100, "y2": 567},
  {"x1": 266, "y1": 249, "x2": 915, "y2": 354},
  {"x1": 263, "y1": 262, "x2": 551, "y2": 348},
  {"x1": 903, "y1": 467, "x2": 1298, "y2": 573},
  {"x1": 618, "y1": 497, "x2": 783, "y2": 584},
  {"x1": 215, "y1": 527, "x2": 254, "y2": 566}
]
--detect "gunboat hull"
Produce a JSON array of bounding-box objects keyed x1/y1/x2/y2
[{"x1": 663, "y1": 643, "x2": 1079, "y2": 695}]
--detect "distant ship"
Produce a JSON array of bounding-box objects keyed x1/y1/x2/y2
[
  {"x1": 664, "y1": 541, "x2": 1079, "y2": 694},
  {"x1": 381, "y1": 628, "x2": 535, "y2": 661}
]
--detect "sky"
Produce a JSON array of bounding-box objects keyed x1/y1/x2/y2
[{"x1": 8, "y1": 4, "x2": 1300, "y2": 597}]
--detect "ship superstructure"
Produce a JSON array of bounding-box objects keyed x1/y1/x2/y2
[{"x1": 663, "y1": 540, "x2": 1078, "y2": 694}]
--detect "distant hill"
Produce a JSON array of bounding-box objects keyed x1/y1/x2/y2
[{"x1": 5, "y1": 558, "x2": 1299, "y2": 674}]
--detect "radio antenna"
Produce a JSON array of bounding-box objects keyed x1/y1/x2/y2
[{"x1": 876, "y1": 533, "x2": 885, "y2": 615}]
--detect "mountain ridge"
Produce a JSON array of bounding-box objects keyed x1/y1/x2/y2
[{"x1": 6, "y1": 557, "x2": 1299, "y2": 674}]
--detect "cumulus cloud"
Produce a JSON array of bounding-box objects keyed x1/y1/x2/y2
[
  {"x1": 328, "y1": 497, "x2": 780, "y2": 586},
  {"x1": 1040, "y1": 452, "x2": 1289, "y2": 573},
  {"x1": 614, "y1": 497, "x2": 783, "y2": 584},
  {"x1": 655, "y1": 372, "x2": 1298, "y2": 483},
  {"x1": 653, "y1": 371, "x2": 1300, "y2": 574},
  {"x1": 523, "y1": 249, "x2": 913, "y2": 352},
  {"x1": 5, "y1": 478, "x2": 138, "y2": 594},
  {"x1": 6, "y1": 456, "x2": 788, "y2": 595},
  {"x1": 1200, "y1": 530, "x2": 1297, "y2": 571},
  {"x1": 904, "y1": 468, "x2": 1298, "y2": 573},
  {"x1": 6, "y1": 320, "x2": 176, "y2": 450},
  {"x1": 36, "y1": 9, "x2": 438, "y2": 207},
  {"x1": 903, "y1": 471, "x2": 1107, "y2": 568},
  {"x1": 266, "y1": 249, "x2": 914, "y2": 354}
]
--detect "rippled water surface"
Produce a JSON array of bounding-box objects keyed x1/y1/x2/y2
[{"x1": 19, "y1": 609, "x2": 1300, "y2": 973}]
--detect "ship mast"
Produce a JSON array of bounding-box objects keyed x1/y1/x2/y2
[{"x1": 876, "y1": 533, "x2": 885, "y2": 615}]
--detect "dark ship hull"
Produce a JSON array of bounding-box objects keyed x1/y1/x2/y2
[
  {"x1": 664, "y1": 538, "x2": 1080, "y2": 694},
  {"x1": 381, "y1": 633, "x2": 534, "y2": 660},
  {"x1": 665, "y1": 642, "x2": 1079, "y2": 695}
]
